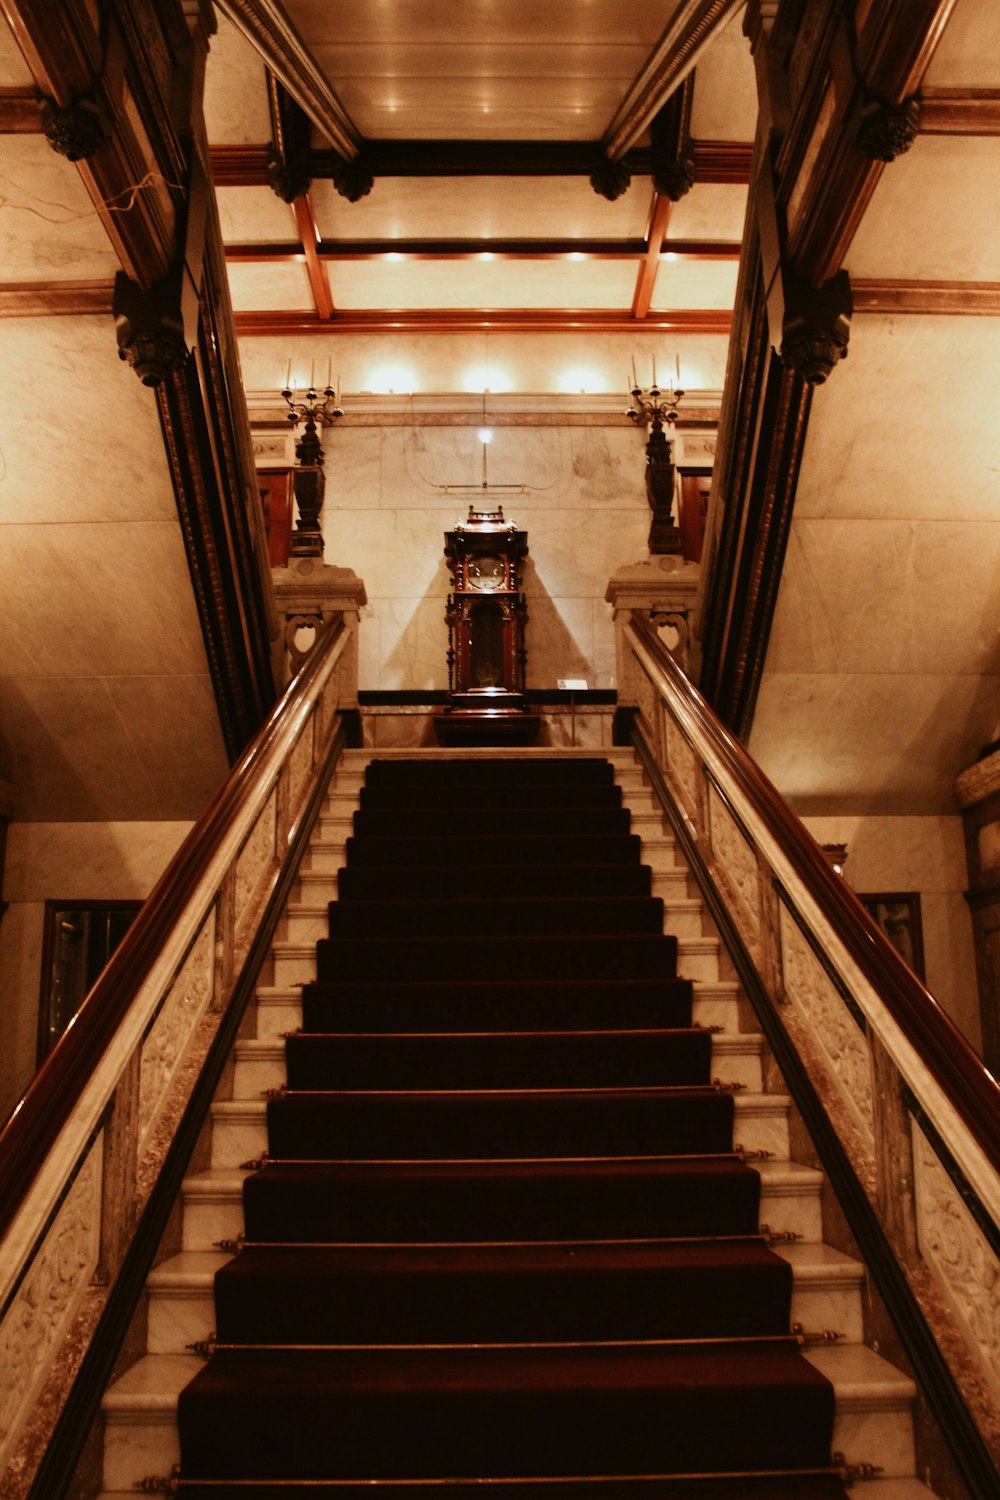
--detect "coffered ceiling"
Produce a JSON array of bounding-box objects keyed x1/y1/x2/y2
[{"x1": 205, "y1": 0, "x2": 757, "y2": 338}]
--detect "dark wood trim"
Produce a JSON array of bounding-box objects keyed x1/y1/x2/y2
[
  {"x1": 920, "y1": 87, "x2": 1000, "y2": 134},
  {"x1": 601, "y1": 0, "x2": 744, "y2": 156},
  {"x1": 209, "y1": 139, "x2": 752, "y2": 186},
  {"x1": 233, "y1": 307, "x2": 733, "y2": 336},
  {"x1": 214, "y1": 0, "x2": 361, "y2": 159},
  {"x1": 23, "y1": 701, "x2": 351, "y2": 1500},
  {"x1": 36, "y1": 901, "x2": 142, "y2": 1066},
  {"x1": 852, "y1": 278, "x2": 1000, "y2": 315},
  {"x1": 293, "y1": 191, "x2": 334, "y2": 318},
  {"x1": 0, "y1": 279, "x2": 115, "y2": 316},
  {"x1": 0, "y1": 85, "x2": 41, "y2": 132},
  {"x1": 632, "y1": 192, "x2": 673, "y2": 319},
  {"x1": 629, "y1": 710, "x2": 1000, "y2": 1500},
  {"x1": 223, "y1": 237, "x2": 742, "y2": 264}
]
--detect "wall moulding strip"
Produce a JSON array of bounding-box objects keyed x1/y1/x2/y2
[
  {"x1": 0, "y1": 280, "x2": 116, "y2": 316},
  {"x1": 233, "y1": 309, "x2": 734, "y2": 336},
  {"x1": 852, "y1": 279, "x2": 1000, "y2": 315}
]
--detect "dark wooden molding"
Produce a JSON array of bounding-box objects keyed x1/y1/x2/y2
[
  {"x1": 0, "y1": 279, "x2": 115, "y2": 316},
  {"x1": 209, "y1": 139, "x2": 751, "y2": 188},
  {"x1": 601, "y1": 0, "x2": 744, "y2": 157},
  {"x1": 920, "y1": 87, "x2": 1000, "y2": 134},
  {"x1": 214, "y1": 0, "x2": 361, "y2": 160},
  {"x1": 0, "y1": 85, "x2": 41, "y2": 132},
  {"x1": 265, "y1": 70, "x2": 312, "y2": 203},
  {"x1": 222, "y1": 237, "x2": 741, "y2": 264},
  {"x1": 233, "y1": 308, "x2": 733, "y2": 336},
  {"x1": 852, "y1": 278, "x2": 1000, "y2": 315},
  {"x1": 650, "y1": 76, "x2": 697, "y2": 201}
]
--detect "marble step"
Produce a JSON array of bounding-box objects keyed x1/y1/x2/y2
[
  {"x1": 207, "y1": 1087, "x2": 789, "y2": 1170},
  {"x1": 99, "y1": 1339, "x2": 917, "y2": 1493},
  {"x1": 231, "y1": 1031, "x2": 765, "y2": 1099},
  {"x1": 252, "y1": 978, "x2": 743, "y2": 1043},
  {"x1": 280, "y1": 893, "x2": 708, "y2": 945},
  {"x1": 289, "y1": 862, "x2": 693, "y2": 910},
  {"x1": 180, "y1": 1157, "x2": 826, "y2": 1255},
  {"x1": 269, "y1": 928, "x2": 718, "y2": 988},
  {"x1": 303, "y1": 830, "x2": 682, "y2": 877},
  {"x1": 146, "y1": 1240, "x2": 862, "y2": 1358}
]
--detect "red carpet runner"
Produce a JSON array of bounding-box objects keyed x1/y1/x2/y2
[{"x1": 176, "y1": 756, "x2": 846, "y2": 1499}]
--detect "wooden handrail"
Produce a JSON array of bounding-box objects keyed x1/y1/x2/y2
[
  {"x1": 0, "y1": 617, "x2": 346, "y2": 1244},
  {"x1": 628, "y1": 611, "x2": 1000, "y2": 1181}
]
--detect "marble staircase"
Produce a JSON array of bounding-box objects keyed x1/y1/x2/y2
[{"x1": 97, "y1": 748, "x2": 937, "y2": 1500}]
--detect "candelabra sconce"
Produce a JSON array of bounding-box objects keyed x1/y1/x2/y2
[
  {"x1": 628, "y1": 379, "x2": 684, "y2": 555},
  {"x1": 281, "y1": 381, "x2": 343, "y2": 558}
]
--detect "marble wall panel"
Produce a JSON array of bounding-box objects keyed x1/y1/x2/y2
[
  {"x1": 926, "y1": 0, "x2": 1000, "y2": 85},
  {"x1": 689, "y1": 9, "x2": 756, "y2": 139},
  {"x1": 765, "y1": 519, "x2": 1000, "y2": 677},
  {"x1": 328, "y1": 428, "x2": 383, "y2": 509},
  {"x1": 846, "y1": 138, "x2": 1000, "y2": 282},
  {"x1": 1, "y1": 522, "x2": 214, "y2": 679},
  {"x1": 376, "y1": 596, "x2": 451, "y2": 691},
  {"x1": 0, "y1": 318, "x2": 180, "y2": 526},
  {"x1": 238, "y1": 332, "x2": 731, "y2": 401},
  {"x1": 666, "y1": 185, "x2": 749, "y2": 244},
  {"x1": 750, "y1": 672, "x2": 1000, "y2": 816},
  {"x1": 0, "y1": 139, "x2": 119, "y2": 283},
  {"x1": 525, "y1": 591, "x2": 596, "y2": 688},
  {"x1": 0, "y1": 11, "x2": 33, "y2": 83},
  {"x1": 203, "y1": 10, "x2": 270, "y2": 143},
  {"x1": 216, "y1": 187, "x2": 297, "y2": 246}
]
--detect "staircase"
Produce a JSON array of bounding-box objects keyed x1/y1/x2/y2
[{"x1": 98, "y1": 749, "x2": 932, "y2": 1500}]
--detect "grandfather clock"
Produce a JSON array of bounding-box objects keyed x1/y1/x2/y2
[{"x1": 435, "y1": 506, "x2": 539, "y2": 745}]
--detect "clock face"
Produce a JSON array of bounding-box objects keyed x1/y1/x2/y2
[{"x1": 466, "y1": 553, "x2": 506, "y2": 591}]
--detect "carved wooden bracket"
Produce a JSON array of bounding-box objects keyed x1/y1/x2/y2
[
  {"x1": 589, "y1": 155, "x2": 632, "y2": 201},
  {"x1": 113, "y1": 271, "x2": 189, "y2": 386},
  {"x1": 779, "y1": 269, "x2": 852, "y2": 385},
  {"x1": 265, "y1": 71, "x2": 312, "y2": 202},
  {"x1": 851, "y1": 92, "x2": 922, "y2": 162},
  {"x1": 329, "y1": 150, "x2": 375, "y2": 202},
  {"x1": 40, "y1": 95, "x2": 108, "y2": 160},
  {"x1": 650, "y1": 78, "x2": 696, "y2": 202}
]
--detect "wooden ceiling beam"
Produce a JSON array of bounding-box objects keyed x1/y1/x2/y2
[
  {"x1": 208, "y1": 141, "x2": 752, "y2": 187},
  {"x1": 602, "y1": 0, "x2": 744, "y2": 157},
  {"x1": 233, "y1": 308, "x2": 733, "y2": 336},
  {"x1": 223, "y1": 238, "x2": 741, "y2": 263},
  {"x1": 920, "y1": 88, "x2": 1000, "y2": 134},
  {"x1": 0, "y1": 86, "x2": 41, "y2": 132},
  {"x1": 632, "y1": 193, "x2": 674, "y2": 319},
  {"x1": 0, "y1": 279, "x2": 115, "y2": 316},
  {"x1": 213, "y1": 0, "x2": 361, "y2": 159},
  {"x1": 292, "y1": 192, "x2": 334, "y2": 318}
]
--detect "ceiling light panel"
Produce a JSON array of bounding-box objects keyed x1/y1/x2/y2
[
  {"x1": 650, "y1": 257, "x2": 739, "y2": 311},
  {"x1": 310, "y1": 176, "x2": 650, "y2": 242},
  {"x1": 226, "y1": 261, "x2": 315, "y2": 311},
  {"x1": 330, "y1": 259, "x2": 638, "y2": 310}
]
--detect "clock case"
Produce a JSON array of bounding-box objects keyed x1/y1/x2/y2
[{"x1": 436, "y1": 506, "x2": 539, "y2": 745}]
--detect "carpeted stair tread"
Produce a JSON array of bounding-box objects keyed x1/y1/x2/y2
[
  {"x1": 363, "y1": 758, "x2": 617, "y2": 786},
  {"x1": 301, "y1": 977, "x2": 695, "y2": 1033},
  {"x1": 178, "y1": 1340, "x2": 836, "y2": 1480},
  {"x1": 265, "y1": 1086, "x2": 735, "y2": 1159},
  {"x1": 336, "y1": 862, "x2": 654, "y2": 901},
  {"x1": 284, "y1": 1029, "x2": 713, "y2": 1089},
  {"x1": 316, "y1": 933, "x2": 679, "y2": 984},
  {"x1": 359, "y1": 781, "x2": 624, "y2": 810},
  {"x1": 326, "y1": 895, "x2": 665, "y2": 940},
  {"x1": 241, "y1": 1157, "x2": 762, "y2": 1241},
  {"x1": 175, "y1": 1476, "x2": 849, "y2": 1499},
  {"x1": 344, "y1": 832, "x2": 643, "y2": 868},
  {"x1": 213, "y1": 1239, "x2": 793, "y2": 1344},
  {"x1": 352, "y1": 806, "x2": 633, "y2": 839}
]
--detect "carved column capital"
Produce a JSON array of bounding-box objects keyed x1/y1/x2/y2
[
  {"x1": 40, "y1": 96, "x2": 108, "y2": 161},
  {"x1": 113, "y1": 273, "x2": 188, "y2": 386},
  {"x1": 853, "y1": 93, "x2": 921, "y2": 162},
  {"x1": 332, "y1": 153, "x2": 374, "y2": 202},
  {"x1": 589, "y1": 155, "x2": 631, "y2": 201},
  {"x1": 780, "y1": 269, "x2": 852, "y2": 385},
  {"x1": 650, "y1": 79, "x2": 696, "y2": 202},
  {"x1": 266, "y1": 147, "x2": 312, "y2": 203},
  {"x1": 265, "y1": 71, "x2": 313, "y2": 202}
]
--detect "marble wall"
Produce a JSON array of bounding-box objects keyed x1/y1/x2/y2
[
  {"x1": 0, "y1": 820, "x2": 192, "y2": 1125},
  {"x1": 324, "y1": 421, "x2": 652, "y2": 692},
  {"x1": 801, "y1": 813, "x2": 980, "y2": 1050}
]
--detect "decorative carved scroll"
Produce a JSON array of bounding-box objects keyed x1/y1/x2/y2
[
  {"x1": 913, "y1": 1125, "x2": 1000, "y2": 1415},
  {"x1": 663, "y1": 707, "x2": 699, "y2": 820},
  {"x1": 138, "y1": 913, "x2": 216, "y2": 1155},
  {"x1": 708, "y1": 781, "x2": 759, "y2": 944},
  {"x1": 0, "y1": 1148, "x2": 101, "y2": 1472},
  {"x1": 779, "y1": 903, "x2": 875, "y2": 1167}
]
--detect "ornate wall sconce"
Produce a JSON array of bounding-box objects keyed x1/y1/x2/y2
[
  {"x1": 628, "y1": 360, "x2": 684, "y2": 554},
  {"x1": 281, "y1": 369, "x2": 343, "y2": 558}
]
